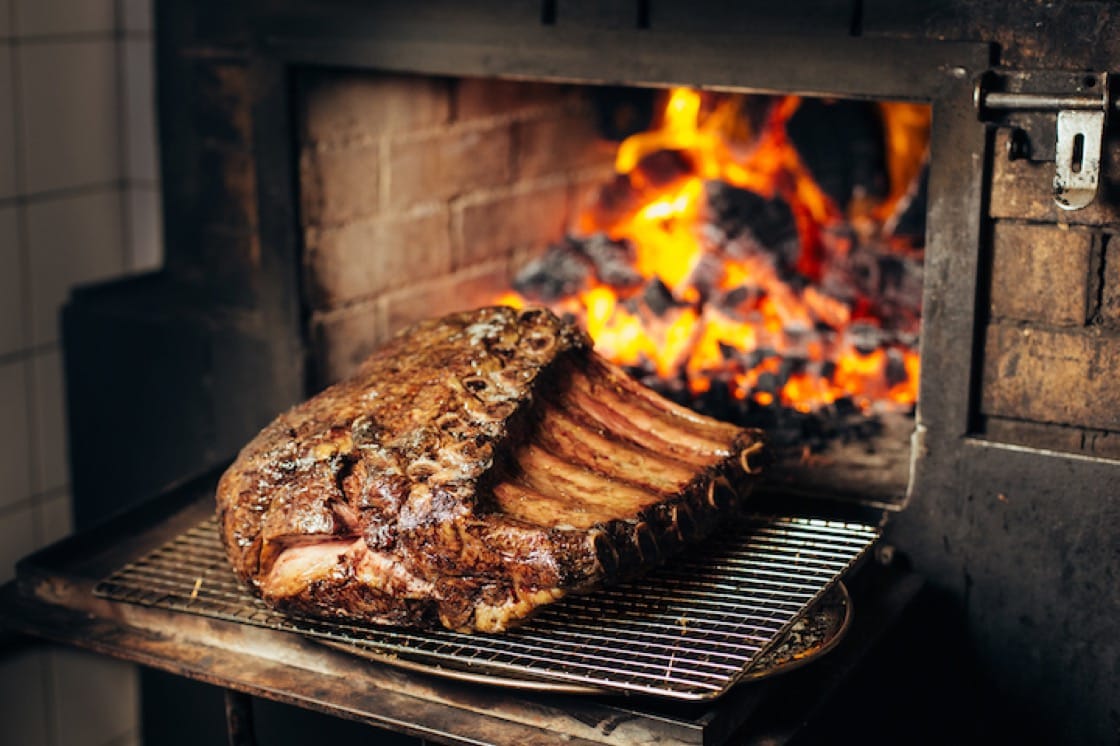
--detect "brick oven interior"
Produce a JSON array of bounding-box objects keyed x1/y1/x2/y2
[
  {"x1": 6, "y1": 2, "x2": 1117, "y2": 745},
  {"x1": 298, "y1": 72, "x2": 617, "y2": 386}
]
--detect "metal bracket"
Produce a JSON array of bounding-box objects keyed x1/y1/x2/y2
[
  {"x1": 1053, "y1": 109, "x2": 1105, "y2": 210},
  {"x1": 976, "y1": 71, "x2": 1112, "y2": 210}
]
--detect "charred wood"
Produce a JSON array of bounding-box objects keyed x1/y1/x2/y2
[
  {"x1": 705, "y1": 181, "x2": 800, "y2": 268},
  {"x1": 638, "y1": 277, "x2": 683, "y2": 317},
  {"x1": 580, "y1": 233, "x2": 643, "y2": 288},
  {"x1": 511, "y1": 240, "x2": 593, "y2": 302}
]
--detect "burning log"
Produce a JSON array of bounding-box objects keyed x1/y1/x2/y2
[
  {"x1": 704, "y1": 182, "x2": 800, "y2": 268},
  {"x1": 713, "y1": 285, "x2": 763, "y2": 318},
  {"x1": 581, "y1": 233, "x2": 643, "y2": 288},
  {"x1": 683, "y1": 251, "x2": 730, "y2": 303},
  {"x1": 511, "y1": 239, "x2": 593, "y2": 302},
  {"x1": 637, "y1": 277, "x2": 683, "y2": 318},
  {"x1": 819, "y1": 239, "x2": 923, "y2": 335},
  {"x1": 512, "y1": 234, "x2": 643, "y2": 303}
]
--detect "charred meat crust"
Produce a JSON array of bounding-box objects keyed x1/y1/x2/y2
[{"x1": 216, "y1": 306, "x2": 765, "y2": 633}]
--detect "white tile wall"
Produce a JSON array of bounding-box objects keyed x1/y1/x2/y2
[
  {"x1": 120, "y1": 0, "x2": 150, "y2": 34},
  {"x1": 0, "y1": 358, "x2": 31, "y2": 511},
  {"x1": 0, "y1": 206, "x2": 23, "y2": 355},
  {"x1": 37, "y1": 488, "x2": 72, "y2": 545},
  {"x1": 0, "y1": 41, "x2": 16, "y2": 199},
  {"x1": 13, "y1": 0, "x2": 115, "y2": 37},
  {"x1": 1, "y1": 1, "x2": 160, "y2": 744},
  {"x1": 126, "y1": 185, "x2": 161, "y2": 271},
  {"x1": 0, "y1": 497, "x2": 36, "y2": 583},
  {"x1": 122, "y1": 38, "x2": 156, "y2": 183},
  {"x1": 0, "y1": 0, "x2": 11, "y2": 39},
  {"x1": 31, "y1": 349, "x2": 67, "y2": 493},
  {"x1": 103, "y1": 730, "x2": 141, "y2": 746},
  {"x1": 17, "y1": 40, "x2": 120, "y2": 195},
  {"x1": 27, "y1": 189, "x2": 125, "y2": 345}
]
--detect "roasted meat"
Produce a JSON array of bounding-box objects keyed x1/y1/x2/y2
[{"x1": 216, "y1": 306, "x2": 765, "y2": 632}]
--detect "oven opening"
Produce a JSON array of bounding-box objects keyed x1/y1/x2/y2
[{"x1": 297, "y1": 73, "x2": 931, "y2": 507}]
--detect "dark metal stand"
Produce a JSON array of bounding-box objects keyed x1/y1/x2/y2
[{"x1": 225, "y1": 690, "x2": 258, "y2": 746}]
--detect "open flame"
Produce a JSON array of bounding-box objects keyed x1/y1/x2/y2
[{"x1": 499, "y1": 88, "x2": 928, "y2": 416}]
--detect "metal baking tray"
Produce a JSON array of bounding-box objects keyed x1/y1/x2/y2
[
  {"x1": 319, "y1": 581, "x2": 853, "y2": 694},
  {"x1": 94, "y1": 514, "x2": 878, "y2": 701}
]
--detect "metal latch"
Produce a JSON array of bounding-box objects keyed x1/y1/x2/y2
[{"x1": 975, "y1": 71, "x2": 1112, "y2": 211}]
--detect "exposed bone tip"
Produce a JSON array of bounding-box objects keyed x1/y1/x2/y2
[
  {"x1": 672, "y1": 502, "x2": 697, "y2": 541},
  {"x1": 589, "y1": 529, "x2": 619, "y2": 579},
  {"x1": 707, "y1": 476, "x2": 736, "y2": 510},
  {"x1": 633, "y1": 521, "x2": 660, "y2": 564},
  {"x1": 739, "y1": 440, "x2": 766, "y2": 475}
]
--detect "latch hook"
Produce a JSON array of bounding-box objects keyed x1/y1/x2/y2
[
  {"x1": 976, "y1": 72, "x2": 1111, "y2": 211},
  {"x1": 1053, "y1": 109, "x2": 1104, "y2": 210}
]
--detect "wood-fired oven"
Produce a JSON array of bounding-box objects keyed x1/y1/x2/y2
[{"x1": 17, "y1": 1, "x2": 1119, "y2": 744}]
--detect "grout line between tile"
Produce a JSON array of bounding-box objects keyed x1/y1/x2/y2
[
  {"x1": 0, "y1": 180, "x2": 127, "y2": 208},
  {"x1": 2, "y1": 28, "x2": 153, "y2": 44},
  {"x1": 99, "y1": 725, "x2": 141, "y2": 746},
  {"x1": 6, "y1": 31, "x2": 118, "y2": 45},
  {"x1": 124, "y1": 177, "x2": 160, "y2": 190},
  {"x1": 0, "y1": 479, "x2": 68, "y2": 521},
  {"x1": 0, "y1": 340, "x2": 59, "y2": 366}
]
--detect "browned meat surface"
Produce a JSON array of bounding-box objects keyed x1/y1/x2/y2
[{"x1": 216, "y1": 306, "x2": 765, "y2": 632}]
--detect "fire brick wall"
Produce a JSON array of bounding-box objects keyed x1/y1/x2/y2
[
  {"x1": 980, "y1": 128, "x2": 1120, "y2": 458},
  {"x1": 297, "y1": 72, "x2": 615, "y2": 386}
]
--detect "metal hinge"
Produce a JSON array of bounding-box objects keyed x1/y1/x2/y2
[{"x1": 975, "y1": 71, "x2": 1113, "y2": 211}]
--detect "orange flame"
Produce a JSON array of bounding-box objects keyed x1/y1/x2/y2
[{"x1": 501, "y1": 88, "x2": 927, "y2": 415}]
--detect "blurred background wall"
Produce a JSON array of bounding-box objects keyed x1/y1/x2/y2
[{"x1": 0, "y1": 1, "x2": 161, "y2": 743}]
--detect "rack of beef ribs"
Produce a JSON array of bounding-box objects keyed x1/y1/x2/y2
[{"x1": 216, "y1": 306, "x2": 765, "y2": 633}]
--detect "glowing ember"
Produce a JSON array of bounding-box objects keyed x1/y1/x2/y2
[{"x1": 500, "y1": 88, "x2": 928, "y2": 419}]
